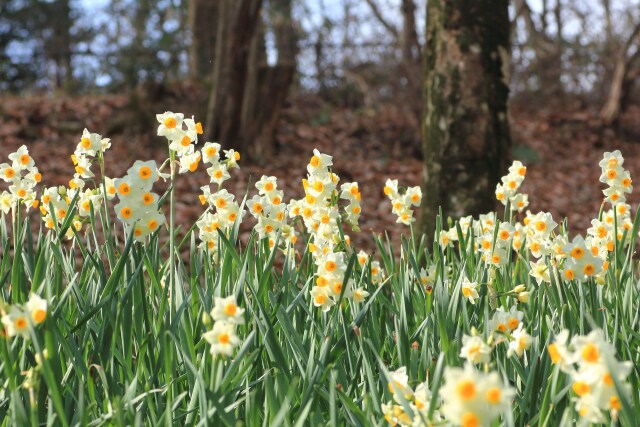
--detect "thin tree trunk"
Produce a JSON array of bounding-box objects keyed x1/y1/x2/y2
[
  {"x1": 600, "y1": 22, "x2": 640, "y2": 126},
  {"x1": 600, "y1": 55, "x2": 627, "y2": 127},
  {"x1": 189, "y1": 0, "x2": 218, "y2": 81},
  {"x1": 241, "y1": 0, "x2": 297, "y2": 161}
]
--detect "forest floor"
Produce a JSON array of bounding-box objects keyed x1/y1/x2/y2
[{"x1": 2, "y1": 91, "x2": 640, "y2": 253}]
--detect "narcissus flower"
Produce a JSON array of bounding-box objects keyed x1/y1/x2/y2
[
  {"x1": 203, "y1": 321, "x2": 241, "y2": 357},
  {"x1": 440, "y1": 364, "x2": 514, "y2": 427},
  {"x1": 461, "y1": 277, "x2": 479, "y2": 305},
  {"x1": 1, "y1": 306, "x2": 30, "y2": 338},
  {"x1": 211, "y1": 295, "x2": 245, "y2": 324},
  {"x1": 507, "y1": 325, "x2": 532, "y2": 358},
  {"x1": 26, "y1": 293, "x2": 48, "y2": 325},
  {"x1": 460, "y1": 335, "x2": 492, "y2": 364}
]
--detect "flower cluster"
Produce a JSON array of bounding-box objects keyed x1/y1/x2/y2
[
  {"x1": 357, "y1": 250, "x2": 384, "y2": 286},
  {"x1": 289, "y1": 149, "x2": 370, "y2": 310},
  {"x1": 38, "y1": 130, "x2": 111, "y2": 237},
  {"x1": 339, "y1": 181, "x2": 362, "y2": 228},
  {"x1": 599, "y1": 150, "x2": 632, "y2": 205},
  {"x1": 0, "y1": 145, "x2": 41, "y2": 214},
  {"x1": 156, "y1": 111, "x2": 203, "y2": 173},
  {"x1": 561, "y1": 235, "x2": 604, "y2": 282},
  {"x1": 478, "y1": 218, "x2": 516, "y2": 268},
  {"x1": 522, "y1": 210, "x2": 558, "y2": 259},
  {"x1": 383, "y1": 179, "x2": 421, "y2": 225},
  {"x1": 288, "y1": 149, "x2": 368, "y2": 311},
  {"x1": 381, "y1": 367, "x2": 440, "y2": 427},
  {"x1": 248, "y1": 175, "x2": 295, "y2": 248},
  {"x1": 495, "y1": 160, "x2": 529, "y2": 212},
  {"x1": 459, "y1": 334, "x2": 492, "y2": 364},
  {"x1": 460, "y1": 304, "x2": 531, "y2": 365},
  {"x1": 1, "y1": 294, "x2": 47, "y2": 339},
  {"x1": 197, "y1": 143, "x2": 244, "y2": 257},
  {"x1": 548, "y1": 329, "x2": 631, "y2": 424},
  {"x1": 69, "y1": 128, "x2": 111, "y2": 191},
  {"x1": 39, "y1": 186, "x2": 74, "y2": 236},
  {"x1": 203, "y1": 295, "x2": 244, "y2": 357},
  {"x1": 113, "y1": 160, "x2": 164, "y2": 242},
  {"x1": 439, "y1": 364, "x2": 515, "y2": 427}
]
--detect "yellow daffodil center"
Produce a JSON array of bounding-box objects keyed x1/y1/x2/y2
[
  {"x1": 486, "y1": 387, "x2": 501, "y2": 404},
  {"x1": 139, "y1": 166, "x2": 152, "y2": 179},
  {"x1": 14, "y1": 317, "x2": 28, "y2": 330},
  {"x1": 581, "y1": 344, "x2": 599, "y2": 363},
  {"x1": 603, "y1": 373, "x2": 614, "y2": 386},
  {"x1": 164, "y1": 117, "x2": 177, "y2": 129},
  {"x1": 33, "y1": 309, "x2": 46, "y2": 324},
  {"x1": 224, "y1": 303, "x2": 237, "y2": 316},
  {"x1": 572, "y1": 381, "x2": 590, "y2": 396},
  {"x1": 548, "y1": 344, "x2": 561, "y2": 363},
  {"x1": 610, "y1": 396, "x2": 621, "y2": 410},
  {"x1": 456, "y1": 380, "x2": 476, "y2": 400},
  {"x1": 570, "y1": 247, "x2": 584, "y2": 259},
  {"x1": 118, "y1": 183, "x2": 130, "y2": 195},
  {"x1": 461, "y1": 412, "x2": 479, "y2": 427}
]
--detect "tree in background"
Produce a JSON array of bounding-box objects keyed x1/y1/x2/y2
[
  {"x1": 203, "y1": 0, "x2": 298, "y2": 161},
  {"x1": 421, "y1": 0, "x2": 511, "y2": 238},
  {"x1": 188, "y1": 0, "x2": 218, "y2": 82},
  {"x1": 0, "y1": 0, "x2": 86, "y2": 92}
]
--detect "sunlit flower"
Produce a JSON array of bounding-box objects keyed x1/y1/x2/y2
[
  {"x1": 203, "y1": 321, "x2": 241, "y2": 357},
  {"x1": 461, "y1": 277, "x2": 479, "y2": 305},
  {"x1": 211, "y1": 295, "x2": 245, "y2": 324},
  {"x1": 460, "y1": 335, "x2": 491, "y2": 364}
]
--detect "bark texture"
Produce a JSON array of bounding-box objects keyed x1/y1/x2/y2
[
  {"x1": 421, "y1": 0, "x2": 511, "y2": 238},
  {"x1": 188, "y1": 0, "x2": 218, "y2": 81},
  {"x1": 205, "y1": 0, "x2": 263, "y2": 150},
  {"x1": 204, "y1": 0, "x2": 296, "y2": 161}
]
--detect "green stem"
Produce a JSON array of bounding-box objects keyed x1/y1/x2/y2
[
  {"x1": 98, "y1": 151, "x2": 116, "y2": 269},
  {"x1": 169, "y1": 150, "x2": 176, "y2": 319}
]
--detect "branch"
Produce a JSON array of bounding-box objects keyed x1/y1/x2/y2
[{"x1": 363, "y1": 0, "x2": 398, "y2": 38}]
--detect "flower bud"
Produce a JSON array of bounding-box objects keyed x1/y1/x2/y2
[
  {"x1": 517, "y1": 291, "x2": 531, "y2": 303},
  {"x1": 513, "y1": 284, "x2": 526, "y2": 294}
]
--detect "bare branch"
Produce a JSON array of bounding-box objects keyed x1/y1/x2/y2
[{"x1": 363, "y1": 0, "x2": 398, "y2": 38}]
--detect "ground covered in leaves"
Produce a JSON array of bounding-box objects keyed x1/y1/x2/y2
[{"x1": 1, "y1": 91, "x2": 639, "y2": 250}]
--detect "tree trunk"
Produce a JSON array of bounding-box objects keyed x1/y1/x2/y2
[
  {"x1": 206, "y1": 0, "x2": 297, "y2": 162},
  {"x1": 421, "y1": 0, "x2": 511, "y2": 239},
  {"x1": 205, "y1": 0, "x2": 262, "y2": 149},
  {"x1": 188, "y1": 0, "x2": 218, "y2": 82},
  {"x1": 600, "y1": 22, "x2": 640, "y2": 127},
  {"x1": 600, "y1": 55, "x2": 627, "y2": 127}
]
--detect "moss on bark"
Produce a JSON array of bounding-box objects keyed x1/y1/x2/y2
[{"x1": 421, "y1": 0, "x2": 511, "y2": 240}]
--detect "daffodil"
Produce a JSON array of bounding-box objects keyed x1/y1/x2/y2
[{"x1": 203, "y1": 321, "x2": 241, "y2": 357}]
